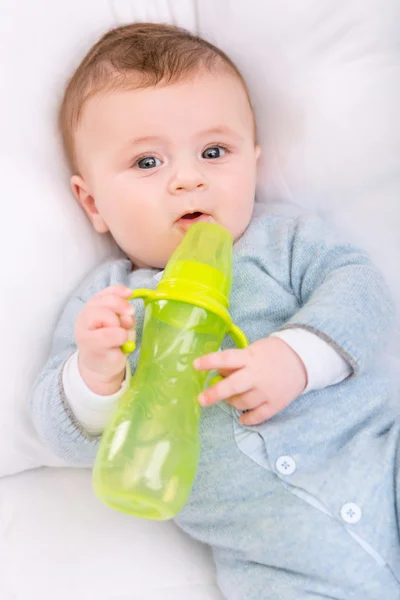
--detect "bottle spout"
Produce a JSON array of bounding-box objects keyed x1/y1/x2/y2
[{"x1": 159, "y1": 222, "x2": 234, "y2": 308}]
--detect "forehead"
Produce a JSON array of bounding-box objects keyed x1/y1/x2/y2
[{"x1": 75, "y1": 70, "x2": 254, "y2": 160}]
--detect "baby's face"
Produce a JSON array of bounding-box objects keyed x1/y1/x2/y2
[{"x1": 72, "y1": 69, "x2": 260, "y2": 268}]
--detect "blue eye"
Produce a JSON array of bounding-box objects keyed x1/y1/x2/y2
[
  {"x1": 136, "y1": 156, "x2": 162, "y2": 169},
  {"x1": 202, "y1": 146, "x2": 227, "y2": 160}
]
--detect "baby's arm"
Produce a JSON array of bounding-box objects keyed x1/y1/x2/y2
[
  {"x1": 271, "y1": 327, "x2": 352, "y2": 392},
  {"x1": 30, "y1": 293, "x2": 102, "y2": 466},
  {"x1": 62, "y1": 350, "x2": 131, "y2": 436},
  {"x1": 195, "y1": 214, "x2": 395, "y2": 424},
  {"x1": 30, "y1": 259, "x2": 151, "y2": 466},
  {"x1": 279, "y1": 214, "x2": 396, "y2": 375}
]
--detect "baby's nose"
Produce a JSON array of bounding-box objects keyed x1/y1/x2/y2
[{"x1": 168, "y1": 164, "x2": 208, "y2": 194}]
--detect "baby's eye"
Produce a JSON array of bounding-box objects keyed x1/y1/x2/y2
[
  {"x1": 136, "y1": 156, "x2": 162, "y2": 169},
  {"x1": 202, "y1": 146, "x2": 227, "y2": 160}
]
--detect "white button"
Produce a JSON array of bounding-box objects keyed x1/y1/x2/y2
[
  {"x1": 340, "y1": 502, "x2": 362, "y2": 524},
  {"x1": 276, "y1": 456, "x2": 296, "y2": 475}
]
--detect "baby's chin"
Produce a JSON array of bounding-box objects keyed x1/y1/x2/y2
[
  {"x1": 128, "y1": 255, "x2": 168, "y2": 271},
  {"x1": 126, "y1": 216, "x2": 249, "y2": 270},
  {"x1": 126, "y1": 239, "x2": 182, "y2": 271}
]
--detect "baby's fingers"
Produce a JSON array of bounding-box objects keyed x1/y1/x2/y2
[
  {"x1": 239, "y1": 402, "x2": 278, "y2": 426},
  {"x1": 83, "y1": 307, "x2": 121, "y2": 331},
  {"x1": 84, "y1": 326, "x2": 129, "y2": 351},
  {"x1": 225, "y1": 388, "x2": 264, "y2": 411},
  {"x1": 96, "y1": 285, "x2": 132, "y2": 299},
  {"x1": 90, "y1": 294, "x2": 135, "y2": 319},
  {"x1": 119, "y1": 314, "x2": 136, "y2": 330},
  {"x1": 194, "y1": 348, "x2": 247, "y2": 373},
  {"x1": 198, "y1": 368, "x2": 253, "y2": 407}
]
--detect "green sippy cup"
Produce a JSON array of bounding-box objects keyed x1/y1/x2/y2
[{"x1": 92, "y1": 222, "x2": 247, "y2": 520}]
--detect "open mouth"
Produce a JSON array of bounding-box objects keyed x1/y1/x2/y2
[
  {"x1": 176, "y1": 211, "x2": 213, "y2": 230},
  {"x1": 181, "y1": 211, "x2": 203, "y2": 220}
]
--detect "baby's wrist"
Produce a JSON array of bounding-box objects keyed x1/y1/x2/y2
[
  {"x1": 78, "y1": 360, "x2": 126, "y2": 396},
  {"x1": 268, "y1": 336, "x2": 308, "y2": 393}
]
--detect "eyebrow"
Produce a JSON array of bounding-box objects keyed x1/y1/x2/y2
[
  {"x1": 199, "y1": 126, "x2": 243, "y2": 140},
  {"x1": 129, "y1": 135, "x2": 165, "y2": 146},
  {"x1": 128, "y1": 127, "x2": 243, "y2": 148}
]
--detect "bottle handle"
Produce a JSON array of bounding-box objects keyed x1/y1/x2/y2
[
  {"x1": 228, "y1": 323, "x2": 248, "y2": 349},
  {"x1": 120, "y1": 289, "x2": 155, "y2": 354},
  {"x1": 207, "y1": 322, "x2": 248, "y2": 387},
  {"x1": 120, "y1": 289, "x2": 248, "y2": 360}
]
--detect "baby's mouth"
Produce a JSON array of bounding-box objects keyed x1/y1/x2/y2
[
  {"x1": 181, "y1": 211, "x2": 203, "y2": 220},
  {"x1": 176, "y1": 211, "x2": 213, "y2": 230}
]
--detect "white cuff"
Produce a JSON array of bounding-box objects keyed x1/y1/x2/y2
[
  {"x1": 62, "y1": 351, "x2": 131, "y2": 435},
  {"x1": 270, "y1": 328, "x2": 352, "y2": 393}
]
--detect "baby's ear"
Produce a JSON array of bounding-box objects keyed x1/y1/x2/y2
[{"x1": 70, "y1": 175, "x2": 109, "y2": 233}]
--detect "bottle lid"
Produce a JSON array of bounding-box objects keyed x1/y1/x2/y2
[{"x1": 159, "y1": 222, "x2": 233, "y2": 307}]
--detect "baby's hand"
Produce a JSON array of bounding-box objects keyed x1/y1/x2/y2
[
  {"x1": 74, "y1": 285, "x2": 135, "y2": 395},
  {"x1": 194, "y1": 337, "x2": 307, "y2": 425}
]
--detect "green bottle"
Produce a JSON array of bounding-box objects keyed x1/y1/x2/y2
[{"x1": 92, "y1": 222, "x2": 247, "y2": 520}]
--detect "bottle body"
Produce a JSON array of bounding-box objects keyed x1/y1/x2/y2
[{"x1": 93, "y1": 298, "x2": 227, "y2": 520}]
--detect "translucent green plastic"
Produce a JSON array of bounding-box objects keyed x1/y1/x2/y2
[
  {"x1": 92, "y1": 222, "x2": 247, "y2": 520},
  {"x1": 93, "y1": 299, "x2": 227, "y2": 519}
]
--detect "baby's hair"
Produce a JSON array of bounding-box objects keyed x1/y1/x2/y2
[{"x1": 59, "y1": 22, "x2": 254, "y2": 174}]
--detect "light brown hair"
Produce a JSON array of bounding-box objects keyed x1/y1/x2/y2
[{"x1": 59, "y1": 22, "x2": 254, "y2": 174}]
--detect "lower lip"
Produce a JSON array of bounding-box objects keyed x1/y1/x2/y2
[{"x1": 176, "y1": 213, "x2": 214, "y2": 231}]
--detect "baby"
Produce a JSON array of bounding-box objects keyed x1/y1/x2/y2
[{"x1": 31, "y1": 22, "x2": 400, "y2": 599}]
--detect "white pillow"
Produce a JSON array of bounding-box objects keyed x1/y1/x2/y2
[
  {"x1": 0, "y1": 468, "x2": 223, "y2": 600},
  {"x1": 0, "y1": 0, "x2": 196, "y2": 477},
  {"x1": 198, "y1": 0, "x2": 400, "y2": 359}
]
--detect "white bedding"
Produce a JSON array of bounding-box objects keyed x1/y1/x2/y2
[{"x1": 0, "y1": 468, "x2": 223, "y2": 600}]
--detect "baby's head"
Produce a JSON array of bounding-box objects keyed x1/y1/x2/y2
[{"x1": 60, "y1": 23, "x2": 260, "y2": 268}]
